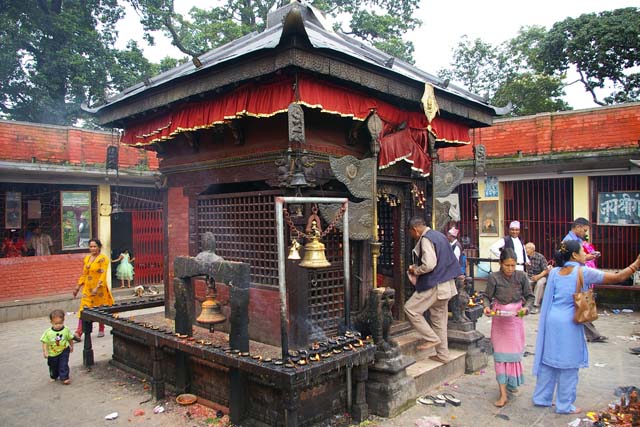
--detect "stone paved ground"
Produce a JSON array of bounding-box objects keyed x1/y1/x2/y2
[{"x1": 1, "y1": 307, "x2": 638, "y2": 427}]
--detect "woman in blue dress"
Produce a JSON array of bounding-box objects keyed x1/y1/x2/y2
[{"x1": 532, "y1": 239, "x2": 640, "y2": 414}]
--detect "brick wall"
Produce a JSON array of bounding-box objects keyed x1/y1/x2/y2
[
  {"x1": 0, "y1": 253, "x2": 85, "y2": 302},
  {"x1": 439, "y1": 103, "x2": 640, "y2": 161},
  {"x1": 0, "y1": 119, "x2": 158, "y2": 170},
  {"x1": 166, "y1": 186, "x2": 190, "y2": 308}
]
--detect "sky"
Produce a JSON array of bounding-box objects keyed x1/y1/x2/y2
[{"x1": 116, "y1": 0, "x2": 639, "y2": 110}]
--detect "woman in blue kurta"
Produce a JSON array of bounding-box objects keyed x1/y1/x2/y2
[{"x1": 532, "y1": 240, "x2": 640, "y2": 414}]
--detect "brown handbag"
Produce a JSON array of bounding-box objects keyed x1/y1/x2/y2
[{"x1": 573, "y1": 266, "x2": 598, "y2": 324}]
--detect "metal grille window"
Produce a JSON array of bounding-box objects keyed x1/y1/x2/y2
[
  {"x1": 457, "y1": 183, "x2": 478, "y2": 250},
  {"x1": 132, "y1": 211, "x2": 164, "y2": 286},
  {"x1": 590, "y1": 175, "x2": 640, "y2": 269},
  {"x1": 197, "y1": 192, "x2": 279, "y2": 287},
  {"x1": 502, "y1": 178, "x2": 573, "y2": 260},
  {"x1": 377, "y1": 199, "x2": 394, "y2": 271}
]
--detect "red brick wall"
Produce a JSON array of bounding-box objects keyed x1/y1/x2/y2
[
  {"x1": 0, "y1": 254, "x2": 85, "y2": 302},
  {"x1": 166, "y1": 186, "x2": 190, "y2": 306},
  {"x1": 0, "y1": 120, "x2": 158, "y2": 170},
  {"x1": 440, "y1": 104, "x2": 640, "y2": 161}
]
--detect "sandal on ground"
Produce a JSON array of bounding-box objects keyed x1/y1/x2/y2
[
  {"x1": 417, "y1": 395, "x2": 446, "y2": 406},
  {"x1": 438, "y1": 393, "x2": 461, "y2": 406},
  {"x1": 97, "y1": 331, "x2": 105, "y2": 338}
]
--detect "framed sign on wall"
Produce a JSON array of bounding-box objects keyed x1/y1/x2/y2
[
  {"x1": 597, "y1": 191, "x2": 640, "y2": 226},
  {"x1": 5, "y1": 192, "x2": 21, "y2": 229},
  {"x1": 61, "y1": 191, "x2": 92, "y2": 250},
  {"x1": 479, "y1": 200, "x2": 499, "y2": 236}
]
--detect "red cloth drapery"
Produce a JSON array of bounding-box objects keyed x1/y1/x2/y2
[{"x1": 121, "y1": 74, "x2": 470, "y2": 174}]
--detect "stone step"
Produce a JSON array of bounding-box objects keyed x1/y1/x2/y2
[
  {"x1": 389, "y1": 320, "x2": 413, "y2": 337},
  {"x1": 393, "y1": 331, "x2": 437, "y2": 358},
  {"x1": 406, "y1": 349, "x2": 466, "y2": 397}
]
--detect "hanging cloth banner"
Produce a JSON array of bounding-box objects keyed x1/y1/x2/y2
[{"x1": 120, "y1": 74, "x2": 471, "y2": 157}]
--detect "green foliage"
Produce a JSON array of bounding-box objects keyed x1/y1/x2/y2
[
  {"x1": 0, "y1": 0, "x2": 154, "y2": 125},
  {"x1": 130, "y1": 0, "x2": 420, "y2": 62},
  {"x1": 536, "y1": 7, "x2": 640, "y2": 105},
  {"x1": 440, "y1": 7, "x2": 640, "y2": 114}
]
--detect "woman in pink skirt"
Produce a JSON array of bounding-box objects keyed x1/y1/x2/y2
[{"x1": 483, "y1": 248, "x2": 534, "y2": 407}]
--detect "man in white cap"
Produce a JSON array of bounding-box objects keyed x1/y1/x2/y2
[
  {"x1": 447, "y1": 226, "x2": 465, "y2": 275},
  {"x1": 489, "y1": 220, "x2": 529, "y2": 271}
]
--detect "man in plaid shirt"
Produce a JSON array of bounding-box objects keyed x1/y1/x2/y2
[{"x1": 525, "y1": 242, "x2": 549, "y2": 314}]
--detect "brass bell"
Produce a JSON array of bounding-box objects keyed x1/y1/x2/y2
[
  {"x1": 288, "y1": 239, "x2": 301, "y2": 260},
  {"x1": 299, "y1": 220, "x2": 331, "y2": 269},
  {"x1": 197, "y1": 294, "x2": 226, "y2": 332}
]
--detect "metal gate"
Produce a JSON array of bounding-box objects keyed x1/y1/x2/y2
[
  {"x1": 502, "y1": 178, "x2": 574, "y2": 260},
  {"x1": 131, "y1": 210, "x2": 164, "y2": 286}
]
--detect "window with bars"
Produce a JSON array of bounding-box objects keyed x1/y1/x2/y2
[
  {"x1": 377, "y1": 199, "x2": 395, "y2": 272},
  {"x1": 196, "y1": 192, "x2": 280, "y2": 287},
  {"x1": 502, "y1": 178, "x2": 573, "y2": 260}
]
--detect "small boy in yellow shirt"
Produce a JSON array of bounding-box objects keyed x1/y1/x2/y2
[{"x1": 41, "y1": 309, "x2": 74, "y2": 384}]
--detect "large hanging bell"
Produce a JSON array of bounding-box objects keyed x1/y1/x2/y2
[
  {"x1": 299, "y1": 222, "x2": 331, "y2": 268},
  {"x1": 196, "y1": 295, "x2": 226, "y2": 330}
]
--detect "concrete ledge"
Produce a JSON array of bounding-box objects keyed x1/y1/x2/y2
[
  {"x1": 407, "y1": 349, "x2": 466, "y2": 396},
  {"x1": 0, "y1": 287, "x2": 164, "y2": 322}
]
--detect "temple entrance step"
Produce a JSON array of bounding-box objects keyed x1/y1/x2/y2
[
  {"x1": 393, "y1": 331, "x2": 438, "y2": 359},
  {"x1": 389, "y1": 320, "x2": 413, "y2": 337},
  {"x1": 406, "y1": 349, "x2": 466, "y2": 398}
]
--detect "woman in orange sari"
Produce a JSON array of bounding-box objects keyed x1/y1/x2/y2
[{"x1": 72, "y1": 238, "x2": 114, "y2": 341}]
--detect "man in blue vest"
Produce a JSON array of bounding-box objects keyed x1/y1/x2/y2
[{"x1": 405, "y1": 216, "x2": 459, "y2": 363}]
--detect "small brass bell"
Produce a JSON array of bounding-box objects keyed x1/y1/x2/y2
[
  {"x1": 299, "y1": 219, "x2": 331, "y2": 269},
  {"x1": 288, "y1": 239, "x2": 301, "y2": 260},
  {"x1": 197, "y1": 280, "x2": 226, "y2": 332}
]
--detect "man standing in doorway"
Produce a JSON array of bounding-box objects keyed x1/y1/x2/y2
[
  {"x1": 563, "y1": 217, "x2": 607, "y2": 342},
  {"x1": 405, "y1": 216, "x2": 459, "y2": 363},
  {"x1": 490, "y1": 221, "x2": 529, "y2": 271},
  {"x1": 27, "y1": 225, "x2": 54, "y2": 256}
]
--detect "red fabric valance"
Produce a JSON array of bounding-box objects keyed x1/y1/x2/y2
[{"x1": 121, "y1": 74, "x2": 470, "y2": 175}]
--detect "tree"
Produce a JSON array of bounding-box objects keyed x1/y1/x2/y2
[
  {"x1": 129, "y1": 0, "x2": 421, "y2": 63},
  {"x1": 536, "y1": 7, "x2": 640, "y2": 105},
  {"x1": 438, "y1": 32, "x2": 570, "y2": 116},
  {"x1": 0, "y1": 1, "x2": 155, "y2": 125}
]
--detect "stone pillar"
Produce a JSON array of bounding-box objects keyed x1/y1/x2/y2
[
  {"x1": 359, "y1": 288, "x2": 416, "y2": 417},
  {"x1": 97, "y1": 184, "x2": 112, "y2": 289},
  {"x1": 151, "y1": 345, "x2": 165, "y2": 400},
  {"x1": 448, "y1": 304, "x2": 487, "y2": 373},
  {"x1": 351, "y1": 364, "x2": 369, "y2": 421}
]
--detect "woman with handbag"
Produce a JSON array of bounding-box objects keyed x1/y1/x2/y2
[{"x1": 532, "y1": 239, "x2": 640, "y2": 414}]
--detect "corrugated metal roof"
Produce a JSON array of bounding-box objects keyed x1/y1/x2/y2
[{"x1": 90, "y1": 1, "x2": 496, "y2": 114}]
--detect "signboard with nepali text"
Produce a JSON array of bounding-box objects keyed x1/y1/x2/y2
[{"x1": 597, "y1": 191, "x2": 640, "y2": 226}]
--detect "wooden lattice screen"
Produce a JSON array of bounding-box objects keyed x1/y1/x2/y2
[
  {"x1": 196, "y1": 191, "x2": 348, "y2": 338},
  {"x1": 306, "y1": 229, "x2": 345, "y2": 339},
  {"x1": 196, "y1": 192, "x2": 280, "y2": 287}
]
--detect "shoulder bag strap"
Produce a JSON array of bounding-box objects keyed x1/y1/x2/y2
[{"x1": 575, "y1": 266, "x2": 584, "y2": 293}]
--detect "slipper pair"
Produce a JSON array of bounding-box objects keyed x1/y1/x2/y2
[
  {"x1": 417, "y1": 395, "x2": 445, "y2": 406},
  {"x1": 437, "y1": 393, "x2": 462, "y2": 406},
  {"x1": 417, "y1": 393, "x2": 461, "y2": 407}
]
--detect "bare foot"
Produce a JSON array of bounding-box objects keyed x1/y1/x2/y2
[{"x1": 494, "y1": 397, "x2": 507, "y2": 407}]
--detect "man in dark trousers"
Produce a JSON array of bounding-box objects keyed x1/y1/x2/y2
[
  {"x1": 563, "y1": 217, "x2": 607, "y2": 343},
  {"x1": 489, "y1": 220, "x2": 529, "y2": 271},
  {"x1": 405, "y1": 216, "x2": 459, "y2": 363}
]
